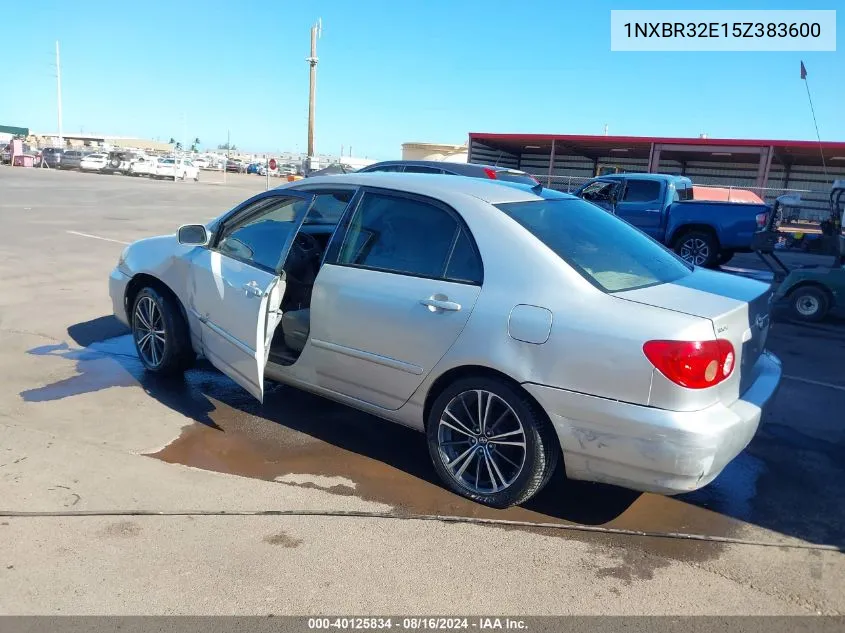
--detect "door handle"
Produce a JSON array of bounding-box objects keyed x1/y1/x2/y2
[
  {"x1": 420, "y1": 297, "x2": 461, "y2": 312},
  {"x1": 242, "y1": 281, "x2": 264, "y2": 297}
]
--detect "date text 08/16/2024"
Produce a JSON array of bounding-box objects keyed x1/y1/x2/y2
[{"x1": 307, "y1": 617, "x2": 527, "y2": 630}]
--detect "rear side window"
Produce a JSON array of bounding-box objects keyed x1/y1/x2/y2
[
  {"x1": 622, "y1": 179, "x2": 661, "y2": 202},
  {"x1": 445, "y1": 228, "x2": 483, "y2": 284},
  {"x1": 363, "y1": 164, "x2": 404, "y2": 173},
  {"x1": 338, "y1": 192, "x2": 480, "y2": 282},
  {"x1": 403, "y1": 165, "x2": 443, "y2": 174},
  {"x1": 496, "y1": 198, "x2": 691, "y2": 293}
]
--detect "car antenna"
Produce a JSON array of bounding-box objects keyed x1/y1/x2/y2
[{"x1": 494, "y1": 150, "x2": 503, "y2": 167}]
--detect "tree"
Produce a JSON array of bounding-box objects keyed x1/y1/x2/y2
[
  {"x1": 217, "y1": 142, "x2": 237, "y2": 151},
  {"x1": 175, "y1": 142, "x2": 183, "y2": 151},
  {"x1": 168, "y1": 137, "x2": 176, "y2": 145},
  {"x1": 191, "y1": 137, "x2": 201, "y2": 153}
]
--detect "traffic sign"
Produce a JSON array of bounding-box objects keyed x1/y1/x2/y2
[{"x1": 269, "y1": 158, "x2": 277, "y2": 171}]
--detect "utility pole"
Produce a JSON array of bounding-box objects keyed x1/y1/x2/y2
[
  {"x1": 306, "y1": 18, "x2": 322, "y2": 170},
  {"x1": 56, "y1": 41, "x2": 63, "y2": 146}
]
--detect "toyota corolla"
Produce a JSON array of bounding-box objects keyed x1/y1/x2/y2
[{"x1": 109, "y1": 173, "x2": 781, "y2": 507}]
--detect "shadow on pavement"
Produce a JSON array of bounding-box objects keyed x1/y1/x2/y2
[{"x1": 16, "y1": 315, "x2": 845, "y2": 549}]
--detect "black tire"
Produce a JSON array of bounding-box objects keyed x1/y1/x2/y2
[
  {"x1": 716, "y1": 250, "x2": 735, "y2": 266},
  {"x1": 674, "y1": 230, "x2": 719, "y2": 267},
  {"x1": 426, "y1": 376, "x2": 559, "y2": 508},
  {"x1": 788, "y1": 286, "x2": 830, "y2": 323},
  {"x1": 130, "y1": 286, "x2": 194, "y2": 374}
]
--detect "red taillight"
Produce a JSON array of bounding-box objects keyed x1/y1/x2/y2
[
  {"x1": 756, "y1": 212, "x2": 768, "y2": 229},
  {"x1": 643, "y1": 339, "x2": 735, "y2": 389},
  {"x1": 483, "y1": 168, "x2": 498, "y2": 180}
]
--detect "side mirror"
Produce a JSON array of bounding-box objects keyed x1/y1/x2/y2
[{"x1": 177, "y1": 224, "x2": 209, "y2": 246}]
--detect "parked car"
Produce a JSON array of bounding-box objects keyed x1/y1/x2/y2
[
  {"x1": 247, "y1": 162, "x2": 267, "y2": 176},
  {"x1": 573, "y1": 174, "x2": 771, "y2": 267},
  {"x1": 192, "y1": 158, "x2": 209, "y2": 169},
  {"x1": 79, "y1": 153, "x2": 109, "y2": 171},
  {"x1": 109, "y1": 173, "x2": 781, "y2": 508},
  {"x1": 61, "y1": 150, "x2": 89, "y2": 170},
  {"x1": 1, "y1": 144, "x2": 11, "y2": 164},
  {"x1": 40, "y1": 147, "x2": 64, "y2": 168},
  {"x1": 128, "y1": 155, "x2": 159, "y2": 177},
  {"x1": 359, "y1": 160, "x2": 541, "y2": 188},
  {"x1": 154, "y1": 158, "x2": 199, "y2": 181},
  {"x1": 226, "y1": 160, "x2": 246, "y2": 173}
]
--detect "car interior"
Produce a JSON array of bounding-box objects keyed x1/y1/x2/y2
[{"x1": 269, "y1": 190, "x2": 354, "y2": 366}]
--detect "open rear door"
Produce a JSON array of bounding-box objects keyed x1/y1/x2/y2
[{"x1": 188, "y1": 191, "x2": 314, "y2": 402}]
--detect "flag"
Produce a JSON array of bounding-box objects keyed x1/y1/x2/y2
[{"x1": 800, "y1": 61, "x2": 807, "y2": 80}]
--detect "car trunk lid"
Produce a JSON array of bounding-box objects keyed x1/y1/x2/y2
[{"x1": 616, "y1": 268, "x2": 772, "y2": 406}]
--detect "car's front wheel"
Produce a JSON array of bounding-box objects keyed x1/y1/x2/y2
[
  {"x1": 131, "y1": 286, "x2": 194, "y2": 374},
  {"x1": 426, "y1": 377, "x2": 559, "y2": 508}
]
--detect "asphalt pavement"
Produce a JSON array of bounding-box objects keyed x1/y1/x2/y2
[{"x1": 0, "y1": 167, "x2": 843, "y2": 615}]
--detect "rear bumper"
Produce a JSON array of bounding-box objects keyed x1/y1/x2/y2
[
  {"x1": 524, "y1": 351, "x2": 782, "y2": 494},
  {"x1": 109, "y1": 268, "x2": 131, "y2": 328}
]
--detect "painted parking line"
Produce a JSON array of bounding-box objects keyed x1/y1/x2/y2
[
  {"x1": 66, "y1": 230, "x2": 130, "y2": 245},
  {"x1": 782, "y1": 374, "x2": 845, "y2": 393}
]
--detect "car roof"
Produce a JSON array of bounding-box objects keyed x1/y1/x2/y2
[
  {"x1": 282, "y1": 172, "x2": 559, "y2": 204},
  {"x1": 596, "y1": 173, "x2": 692, "y2": 183},
  {"x1": 363, "y1": 160, "x2": 531, "y2": 176}
]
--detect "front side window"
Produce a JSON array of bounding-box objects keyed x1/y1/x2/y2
[
  {"x1": 496, "y1": 198, "x2": 691, "y2": 293},
  {"x1": 622, "y1": 179, "x2": 662, "y2": 202},
  {"x1": 338, "y1": 193, "x2": 459, "y2": 278},
  {"x1": 217, "y1": 196, "x2": 311, "y2": 271},
  {"x1": 579, "y1": 180, "x2": 618, "y2": 203}
]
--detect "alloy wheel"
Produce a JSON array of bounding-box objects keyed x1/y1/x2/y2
[
  {"x1": 134, "y1": 296, "x2": 167, "y2": 367},
  {"x1": 437, "y1": 390, "x2": 527, "y2": 495},
  {"x1": 680, "y1": 237, "x2": 710, "y2": 266}
]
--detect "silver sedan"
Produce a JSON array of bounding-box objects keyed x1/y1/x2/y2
[{"x1": 109, "y1": 173, "x2": 782, "y2": 507}]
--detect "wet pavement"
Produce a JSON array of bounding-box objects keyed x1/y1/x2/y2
[{"x1": 22, "y1": 308, "x2": 845, "y2": 554}]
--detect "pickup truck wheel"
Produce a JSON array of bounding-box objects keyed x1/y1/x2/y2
[
  {"x1": 789, "y1": 286, "x2": 830, "y2": 323},
  {"x1": 675, "y1": 231, "x2": 718, "y2": 267}
]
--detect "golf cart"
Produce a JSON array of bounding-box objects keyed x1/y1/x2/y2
[{"x1": 752, "y1": 180, "x2": 845, "y2": 322}]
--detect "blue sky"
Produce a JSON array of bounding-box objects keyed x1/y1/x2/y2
[{"x1": 3, "y1": 0, "x2": 842, "y2": 159}]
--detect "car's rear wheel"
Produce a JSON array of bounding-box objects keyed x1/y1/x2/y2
[
  {"x1": 788, "y1": 286, "x2": 830, "y2": 323},
  {"x1": 426, "y1": 377, "x2": 559, "y2": 508},
  {"x1": 675, "y1": 230, "x2": 718, "y2": 267},
  {"x1": 131, "y1": 286, "x2": 194, "y2": 374}
]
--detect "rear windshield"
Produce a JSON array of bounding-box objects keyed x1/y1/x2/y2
[
  {"x1": 495, "y1": 170, "x2": 540, "y2": 186},
  {"x1": 495, "y1": 199, "x2": 692, "y2": 292}
]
